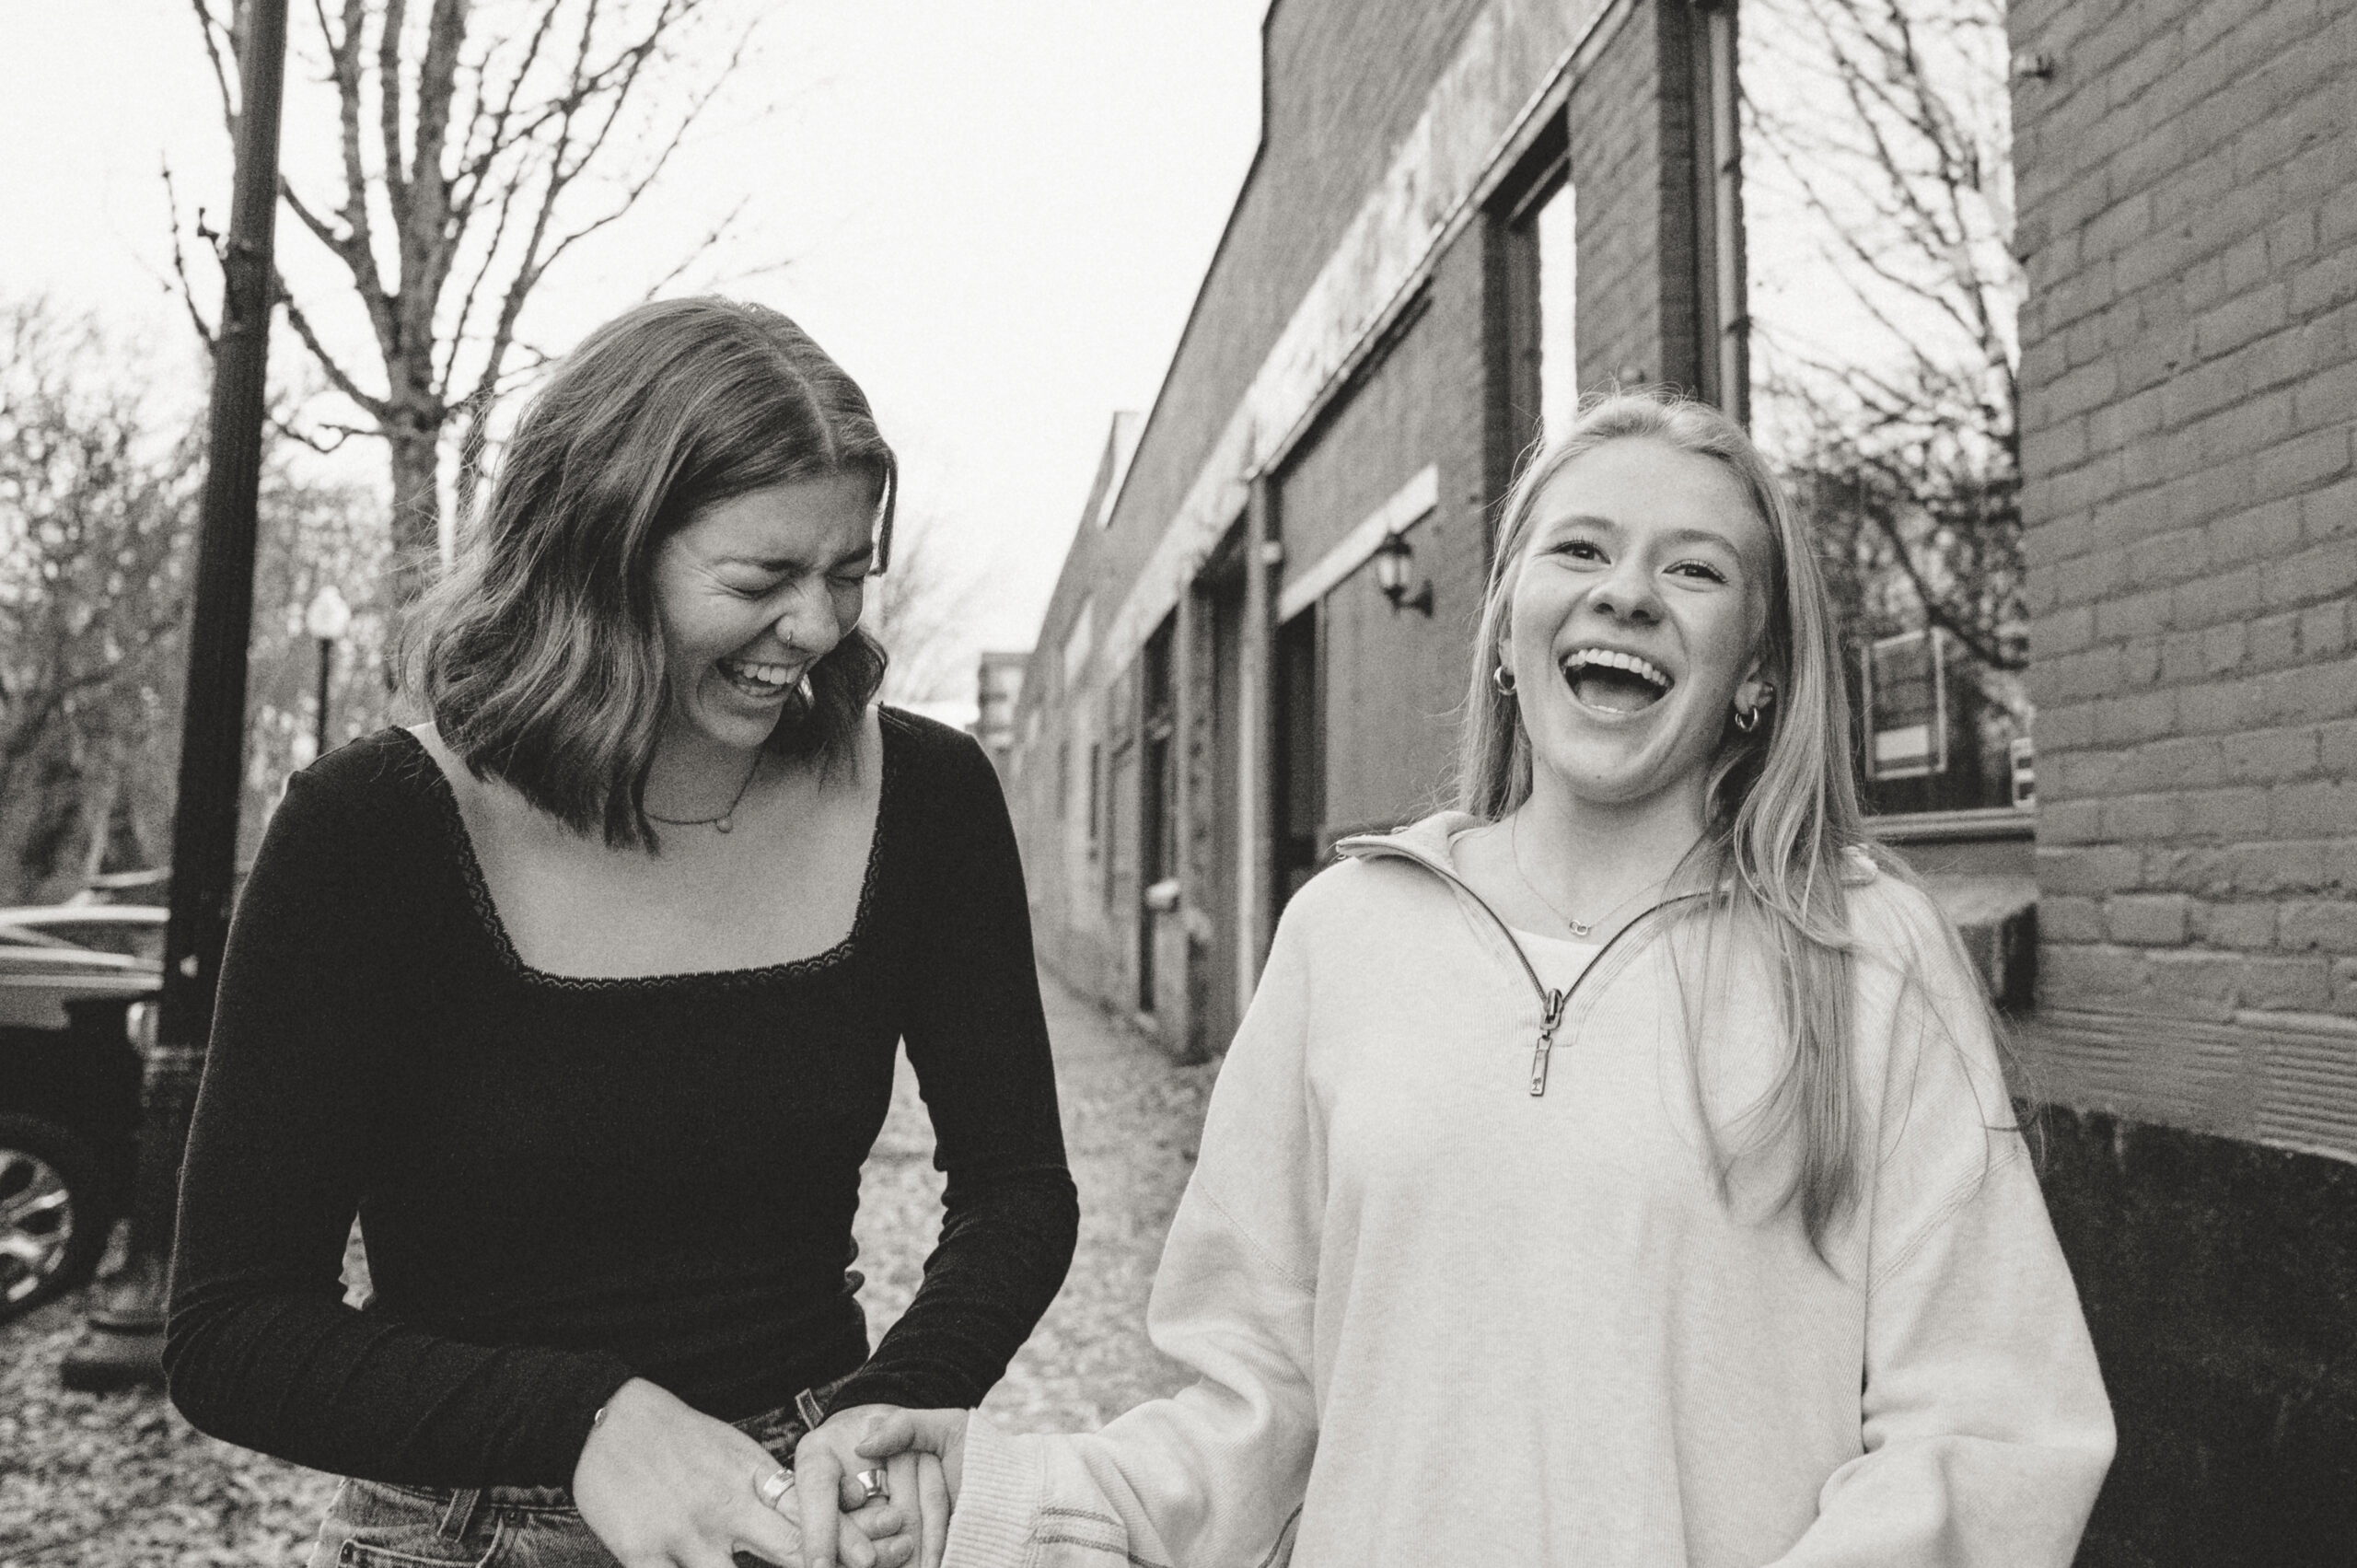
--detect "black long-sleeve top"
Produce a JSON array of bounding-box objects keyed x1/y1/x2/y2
[{"x1": 165, "y1": 709, "x2": 1077, "y2": 1489}]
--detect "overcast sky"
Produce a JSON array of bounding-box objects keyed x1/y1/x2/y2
[{"x1": 0, "y1": 0, "x2": 1268, "y2": 668}]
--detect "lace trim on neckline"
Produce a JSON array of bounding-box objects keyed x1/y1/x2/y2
[{"x1": 389, "y1": 718, "x2": 898, "y2": 993}]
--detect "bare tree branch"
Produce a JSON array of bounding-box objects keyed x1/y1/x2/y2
[
  {"x1": 180, "y1": 0, "x2": 762, "y2": 611},
  {"x1": 377, "y1": 0, "x2": 412, "y2": 223},
  {"x1": 189, "y1": 0, "x2": 241, "y2": 137},
  {"x1": 160, "y1": 166, "x2": 220, "y2": 350},
  {"x1": 277, "y1": 279, "x2": 393, "y2": 421}
]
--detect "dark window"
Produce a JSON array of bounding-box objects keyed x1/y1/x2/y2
[
  {"x1": 1272, "y1": 606, "x2": 1326, "y2": 913},
  {"x1": 1138, "y1": 618, "x2": 1178, "y2": 1012}
]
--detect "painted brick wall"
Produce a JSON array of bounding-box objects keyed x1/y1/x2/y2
[
  {"x1": 1569, "y1": 0, "x2": 1703, "y2": 395},
  {"x1": 1278, "y1": 233, "x2": 1495, "y2": 838},
  {"x1": 2013, "y1": 0, "x2": 2357, "y2": 1080},
  {"x1": 1101, "y1": 0, "x2": 1492, "y2": 591}
]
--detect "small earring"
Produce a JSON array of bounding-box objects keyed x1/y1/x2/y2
[
  {"x1": 1492, "y1": 663, "x2": 1516, "y2": 697},
  {"x1": 1735, "y1": 703, "x2": 1761, "y2": 734}
]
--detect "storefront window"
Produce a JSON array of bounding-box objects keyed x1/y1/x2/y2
[{"x1": 1741, "y1": 0, "x2": 2028, "y2": 815}]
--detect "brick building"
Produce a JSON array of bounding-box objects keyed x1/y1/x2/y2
[
  {"x1": 996, "y1": 0, "x2": 2353, "y2": 1554},
  {"x1": 971, "y1": 651, "x2": 1027, "y2": 763},
  {"x1": 1003, "y1": 0, "x2": 1741, "y2": 1058},
  {"x1": 2002, "y1": 0, "x2": 2356, "y2": 1557}
]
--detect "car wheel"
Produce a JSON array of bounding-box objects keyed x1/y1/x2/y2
[{"x1": 0, "y1": 1112, "x2": 112, "y2": 1323}]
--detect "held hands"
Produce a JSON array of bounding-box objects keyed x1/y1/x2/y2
[
  {"x1": 794, "y1": 1406, "x2": 970, "y2": 1568},
  {"x1": 572, "y1": 1377, "x2": 915, "y2": 1568}
]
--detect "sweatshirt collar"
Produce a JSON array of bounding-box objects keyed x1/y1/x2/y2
[{"x1": 1332, "y1": 811, "x2": 1482, "y2": 877}]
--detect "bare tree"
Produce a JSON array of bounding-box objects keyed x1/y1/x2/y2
[
  {"x1": 0, "y1": 299, "x2": 405, "y2": 901},
  {"x1": 1743, "y1": 0, "x2": 2024, "y2": 676},
  {"x1": 0, "y1": 303, "x2": 201, "y2": 902},
  {"x1": 176, "y1": 0, "x2": 754, "y2": 611},
  {"x1": 869, "y1": 510, "x2": 988, "y2": 712}
]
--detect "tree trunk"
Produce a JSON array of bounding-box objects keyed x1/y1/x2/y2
[{"x1": 385, "y1": 417, "x2": 443, "y2": 629}]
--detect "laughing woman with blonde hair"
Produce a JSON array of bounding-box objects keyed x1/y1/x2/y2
[{"x1": 798, "y1": 390, "x2": 2112, "y2": 1568}]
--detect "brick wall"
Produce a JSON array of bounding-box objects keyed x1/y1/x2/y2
[
  {"x1": 1277, "y1": 235, "x2": 1495, "y2": 837},
  {"x1": 1102, "y1": 0, "x2": 1492, "y2": 582},
  {"x1": 2014, "y1": 0, "x2": 2357, "y2": 1135},
  {"x1": 1569, "y1": 0, "x2": 1705, "y2": 395}
]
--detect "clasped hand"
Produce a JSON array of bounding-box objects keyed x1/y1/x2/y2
[
  {"x1": 793, "y1": 1404, "x2": 970, "y2": 1568},
  {"x1": 571, "y1": 1377, "x2": 923, "y2": 1568}
]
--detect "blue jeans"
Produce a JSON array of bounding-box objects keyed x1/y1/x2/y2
[{"x1": 307, "y1": 1398, "x2": 826, "y2": 1568}]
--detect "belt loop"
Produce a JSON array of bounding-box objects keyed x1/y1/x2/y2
[{"x1": 438, "y1": 1488, "x2": 482, "y2": 1540}]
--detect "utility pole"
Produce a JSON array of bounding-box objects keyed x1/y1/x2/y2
[{"x1": 64, "y1": 0, "x2": 290, "y2": 1391}]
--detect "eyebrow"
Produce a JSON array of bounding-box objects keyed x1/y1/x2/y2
[
  {"x1": 716, "y1": 544, "x2": 876, "y2": 573},
  {"x1": 1538, "y1": 514, "x2": 1745, "y2": 553}
]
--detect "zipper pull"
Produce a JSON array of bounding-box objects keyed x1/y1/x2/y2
[{"x1": 1529, "y1": 988, "x2": 1569, "y2": 1096}]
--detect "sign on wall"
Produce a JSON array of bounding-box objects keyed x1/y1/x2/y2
[{"x1": 1864, "y1": 628, "x2": 1949, "y2": 781}]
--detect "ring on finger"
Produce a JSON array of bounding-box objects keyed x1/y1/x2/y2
[
  {"x1": 854, "y1": 1467, "x2": 890, "y2": 1504},
  {"x1": 756, "y1": 1465, "x2": 794, "y2": 1508}
]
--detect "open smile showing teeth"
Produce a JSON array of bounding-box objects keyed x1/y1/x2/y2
[
  {"x1": 717, "y1": 657, "x2": 801, "y2": 700},
  {"x1": 1560, "y1": 647, "x2": 1675, "y2": 714}
]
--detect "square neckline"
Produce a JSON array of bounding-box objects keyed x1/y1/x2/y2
[{"x1": 388, "y1": 717, "x2": 898, "y2": 993}]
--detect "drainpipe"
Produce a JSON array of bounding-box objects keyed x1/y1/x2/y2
[{"x1": 1695, "y1": 0, "x2": 1749, "y2": 423}]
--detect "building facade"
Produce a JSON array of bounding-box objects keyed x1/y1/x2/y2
[
  {"x1": 1005, "y1": 0, "x2": 1743, "y2": 1059},
  {"x1": 2003, "y1": 0, "x2": 2356, "y2": 1557},
  {"x1": 971, "y1": 651, "x2": 1027, "y2": 764},
  {"x1": 998, "y1": 0, "x2": 2352, "y2": 1552}
]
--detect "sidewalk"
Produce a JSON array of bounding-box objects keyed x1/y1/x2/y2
[{"x1": 853, "y1": 965, "x2": 1220, "y2": 1434}]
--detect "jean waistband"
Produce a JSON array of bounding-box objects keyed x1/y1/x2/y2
[{"x1": 379, "y1": 1372, "x2": 858, "y2": 1527}]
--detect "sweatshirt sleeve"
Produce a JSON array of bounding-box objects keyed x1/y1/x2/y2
[
  {"x1": 941, "y1": 888, "x2": 1325, "y2": 1568},
  {"x1": 829, "y1": 725, "x2": 1078, "y2": 1414},
  {"x1": 164, "y1": 763, "x2": 636, "y2": 1487},
  {"x1": 1770, "y1": 887, "x2": 2114, "y2": 1567}
]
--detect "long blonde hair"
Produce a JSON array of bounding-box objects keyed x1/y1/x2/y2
[{"x1": 1457, "y1": 390, "x2": 1872, "y2": 1255}]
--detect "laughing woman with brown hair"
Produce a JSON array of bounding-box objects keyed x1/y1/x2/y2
[{"x1": 165, "y1": 297, "x2": 1077, "y2": 1568}]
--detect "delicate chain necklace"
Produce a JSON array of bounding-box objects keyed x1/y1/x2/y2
[
  {"x1": 645, "y1": 751, "x2": 764, "y2": 834},
  {"x1": 1507, "y1": 812, "x2": 1676, "y2": 939}
]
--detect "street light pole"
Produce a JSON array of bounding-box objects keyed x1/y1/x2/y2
[
  {"x1": 64, "y1": 0, "x2": 291, "y2": 1391},
  {"x1": 307, "y1": 585, "x2": 352, "y2": 761}
]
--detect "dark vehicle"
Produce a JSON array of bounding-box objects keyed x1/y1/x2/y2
[{"x1": 0, "y1": 905, "x2": 163, "y2": 1320}]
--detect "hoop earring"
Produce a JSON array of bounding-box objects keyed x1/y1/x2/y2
[{"x1": 1492, "y1": 663, "x2": 1516, "y2": 697}]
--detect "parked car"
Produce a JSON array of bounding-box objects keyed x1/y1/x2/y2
[{"x1": 0, "y1": 906, "x2": 163, "y2": 1321}]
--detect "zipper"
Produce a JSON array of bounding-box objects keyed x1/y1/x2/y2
[
  {"x1": 1531, "y1": 986, "x2": 1570, "y2": 1095},
  {"x1": 1338, "y1": 834, "x2": 1697, "y2": 1098}
]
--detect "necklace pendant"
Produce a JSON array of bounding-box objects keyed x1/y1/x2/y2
[
  {"x1": 1566, "y1": 918, "x2": 1593, "y2": 938},
  {"x1": 714, "y1": 816, "x2": 734, "y2": 834}
]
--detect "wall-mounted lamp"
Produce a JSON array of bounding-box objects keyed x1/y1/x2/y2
[{"x1": 1372, "y1": 531, "x2": 1433, "y2": 617}]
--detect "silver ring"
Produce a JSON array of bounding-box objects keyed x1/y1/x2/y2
[
  {"x1": 756, "y1": 1466, "x2": 794, "y2": 1508},
  {"x1": 854, "y1": 1467, "x2": 890, "y2": 1504}
]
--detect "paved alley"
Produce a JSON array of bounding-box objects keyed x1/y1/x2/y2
[{"x1": 853, "y1": 966, "x2": 1220, "y2": 1434}]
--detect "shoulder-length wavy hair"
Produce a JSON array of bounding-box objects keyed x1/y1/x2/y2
[
  {"x1": 1457, "y1": 389, "x2": 1876, "y2": 1256},
  {"x1": 407, "y1": 296, "x2": 896, "y2": 851}
]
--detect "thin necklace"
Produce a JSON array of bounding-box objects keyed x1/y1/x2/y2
[
  {"x1": 1507, "y1": 813, "x2": 1673, "y2": 940},
  {"x1": 645, "y1": 751, "x2": 764, "y2": 834}
]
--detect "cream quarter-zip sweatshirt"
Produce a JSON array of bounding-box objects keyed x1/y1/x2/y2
[{"x1": 944, "y1": 813, "x2": 2113, "y2": 1568}]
